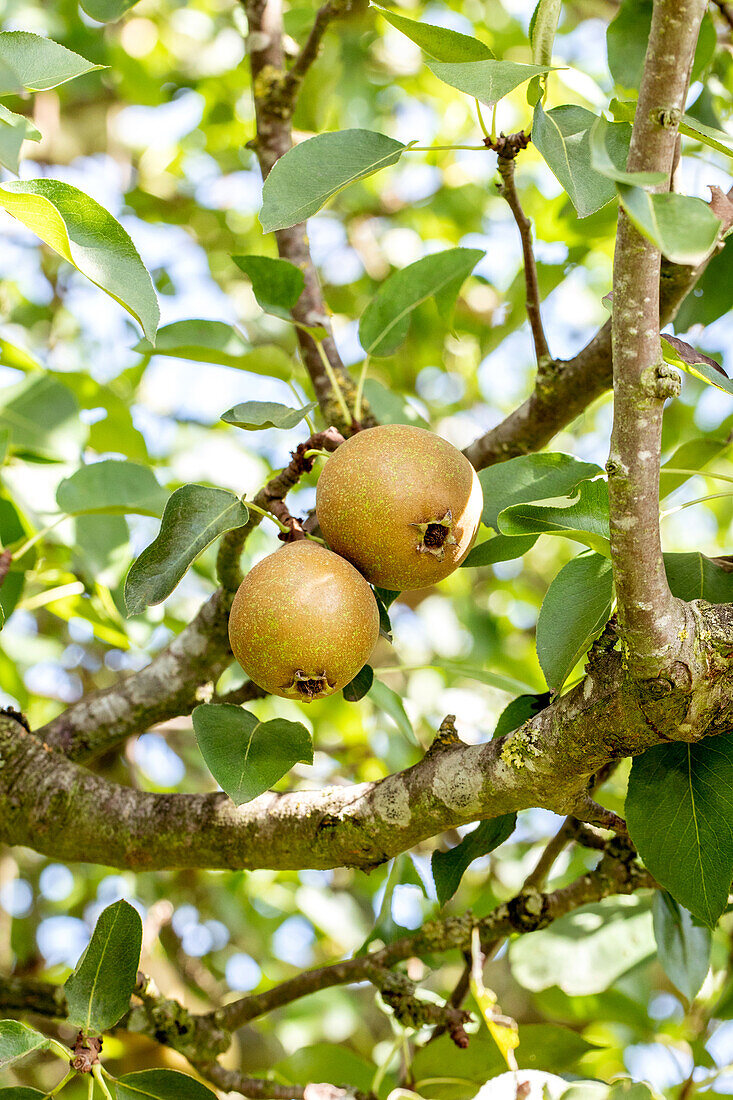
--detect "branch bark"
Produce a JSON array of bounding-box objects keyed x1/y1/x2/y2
[
  {"x1": 4, "y1": 599, "x2": 732, "y2": 873},
  {"x1": 608, "y1": 0, "x2": 708, "y2": 672},
  {"x1": 243, "y1": 0, "x2": 374, "y2": 431}
]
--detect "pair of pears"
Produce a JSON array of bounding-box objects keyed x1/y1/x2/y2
[{"x1": 228, "y1": 424, "x2": 483, "y2": 702}]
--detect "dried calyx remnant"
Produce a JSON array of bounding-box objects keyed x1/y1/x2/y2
[
  {"x1": 289, "y1": 670, "x2": 333, "y2": 700},
  {"x1": 412, "y1": 509, "x2": 458, "y2": 561}
]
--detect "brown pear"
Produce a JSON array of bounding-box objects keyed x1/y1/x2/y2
[
  {"x1": 228, "y1": 541, "x2": 380, "y2": 701},
  {"x1": 315, "y1": 424, "x2": 483, "y2": 591}
]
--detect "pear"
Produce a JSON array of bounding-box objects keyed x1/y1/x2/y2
[
  {"x1": 316, "y1": 424, "x2": 483, "y2": 591},
  {"x1": 228, "y1": 541, "x2": 380, "y2": 700}
]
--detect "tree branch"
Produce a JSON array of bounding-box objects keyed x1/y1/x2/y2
[
  {"x1": 494, "y1": 145, "x2": 551, "y2": 368},
  {"x1": 608, "y1": 0, "x2": 707, "y2": 672},
  {"x1": 0, "y1": 854, "x2": 653, "y2": 1066},
  {"x1": 243, "y1": 0, "x2": 374, "y2": 431},
  {"x1": 4, "y1": 599, "x2": 732, "y2": 873}
]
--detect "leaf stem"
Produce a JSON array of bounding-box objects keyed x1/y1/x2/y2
[
  {"x1": 243, "y1": 500, "x2": 291, "y2": 533},
  {"x1": 406, "y1": 144, "x2": 488, "y2": 152},
  {"x1": 354, "y1": 355, "x2": 370, "y2": 423},
  {"x1": 12, "y1": 514, "x2": 70, "y2": 561},
  {"x1": 475, "y1": 99, "x2": 490, "y2": 140},
  {"x1": 662, "y1": 467, "x2": 733, "y2": 485},
  {"x1": 92, "y1": 1063, "x2": 114, "y2": 1100},
  {"x1": 491, "y1": 103, "x2": 498, "y2": 143},
  {"x1": 287, "y1": 380, "x2": 316, "y2": 434},
  {"x1": 314, "y1": 338, "x2": 352, "y2": 425},
  {"x1": 45, "y1": 1068, "x2": 76, "y2": 1097},
  {"x1": 661, "y1": 491, "x2": 732, "y2": 517}
]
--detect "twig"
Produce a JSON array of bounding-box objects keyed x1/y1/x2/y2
[
  {"x1": 244, "y1": 0, "x2": 374, "y2": 431},
  {"x1": 214, "y1": 852, "x2": 654, "y2": 1031},
  {"x1": 490, "y1": 136, "x2": 551, "y2": 369},
  {"x1": 215, "y1": 426, "x2": 345, "y2": 589},
  {"x1": 280, "y1": 0, "x2": 352, "y2": 104}
]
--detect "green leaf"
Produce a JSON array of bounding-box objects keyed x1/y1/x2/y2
[
  {"x1": 434, "y1": 660, "x2": 538, "y2": 697},
  {"x1": 588, "y1": 116, "x2": 666, "y2": 187},
  {"x1": 0, "y1": 1020, "x2": 49, "y2": 1070},
  {"x1": 617, "y1": 185, "x2": 721, "y2": 266},
  {"x1": 371, "y1": 5, "x2": 494, "y2": 62},
  {"x1": 529, "y1": 0, "x2": 562, "y2": 65},
  {"x1": 74, "y1": 514, "x2": 131, "y2": 589},
  {"x1": 660, "y1": 437, "x2": 730, "y2": 499},
  {"x1": 359, "y1": 247, "x2": 484, "y2": 357},
  {"x1": 675, "y1": 235, "x2": 733, "y2": 330},
  {"x1": 0, "y1": 337, "x2": 42, "y2": 372},
  {"x1": 232, "y1": 255, "x2": 305, "y2": 320},
  {"x1": 115, "y1": 1069, "x2": 215, "y2": 1100},
  {"x1": 532, "y1": 104, "x2": 617, "y2": 218},
  {"x1": 478, "y1": 452, "x2": 602, "y2": 531},
  {"x1": 0, "y1": 373, "x2": 84, "y2": 460},
  {"x1": 412, "y1": 1026, "x2": 596, "y2": 1100},
  {"x1": 493, "y1": 692, "x2": 551, "y2": 738},
  {"x1": 259, "y1": 129, "x2": 407, "y2": 232},
  {"x1": 81, "y1": 0, "x2": 141, "y2": 19},
  {"x1": 426, "y1": 59, "x2": 552, "y2": 108},
  {"x1": 65, "y1": 899, "x2": 142, "y2": 1035},
  {"x1": 432, "y1": 814, "x2": 516, "y2": 906},
  {"x1": 343, "y1": 663, "x2": 374, "y2": 702},
  {"x1": 134, "y1": 320, "x2": 293, "y2": 379},
  {"x1": 461, "y1": 532, "x2": 538, "y2": 567},
  {"x1": 56, "y1": 460, "x2": 168, "y2": 518},
  {"x1": 498, "y1": 478, "x2": 610, "y2": 556},
  {"x1": 626, "y1": 734, "x2": 733, "y2": 926},
  {"x1": 192, "y1": 703, "x2": 313, "y2": 805},
  {"x1": 537, "y1": 552, "x2": 614, "y2": 692},
  {"x1": 0, "y1": 180, "x2": 159, "y2": 340},
  {"x1": 274, "y1": 1045, "x2": 377, "y2": 1096},
  {"x1": 660, "y1": 334, "x2": 733, "y2": 397},
  {"x1": 652, "y1": 890, "x2": 711, "y2": 1002},
  {"x1": 510, "y1": 896, "x2": 655, "y2": 994},
  {"x1": 221, "y1": 400, "x2": 316, "y2": 431},
  {"x1": 370, "y1": 679, "x2": 418, "y2": 745},
  {"x1": 0, "y1": 31, "x2": 103, "y2": 91},
  {"x1": 664, "y1": 552, "x2": 733, "y2": 603},
  {"x1": 0, "y1": 104, "x2": 41, "y2": 174},
  {"x1": 680, "y1": 114, "x2": 733, "y2": 160},
  {"x1": 124, "y1": 485, "x2": 249, "y2": 615},
  {"x1": 607, "y1": 1, "x2": 715, "y2": 91},
  {"x1": 0, "y1": 1089, "x2": 45, "y2": 1098}
]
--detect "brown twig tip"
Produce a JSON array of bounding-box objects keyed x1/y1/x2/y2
[
  {"x1": 70, "y1": 1033, "x2": 102, "y2": 1073},
  {"x1": 483, "y1": 130, "x2": 531, "y2": 158}
]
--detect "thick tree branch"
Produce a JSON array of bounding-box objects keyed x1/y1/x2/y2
[
  {"x1": 4, "y1": 600, "x2": 732, "y2": 873},
  {"x1": 608, "y1": 0, "x2": 707, "y2": 671},
  {"x1": 36, "y1": 589, "x2": 233, "y2": 761},
  {"x1": 244, "y1": 0, "x2": 374, "y2": 431}
]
